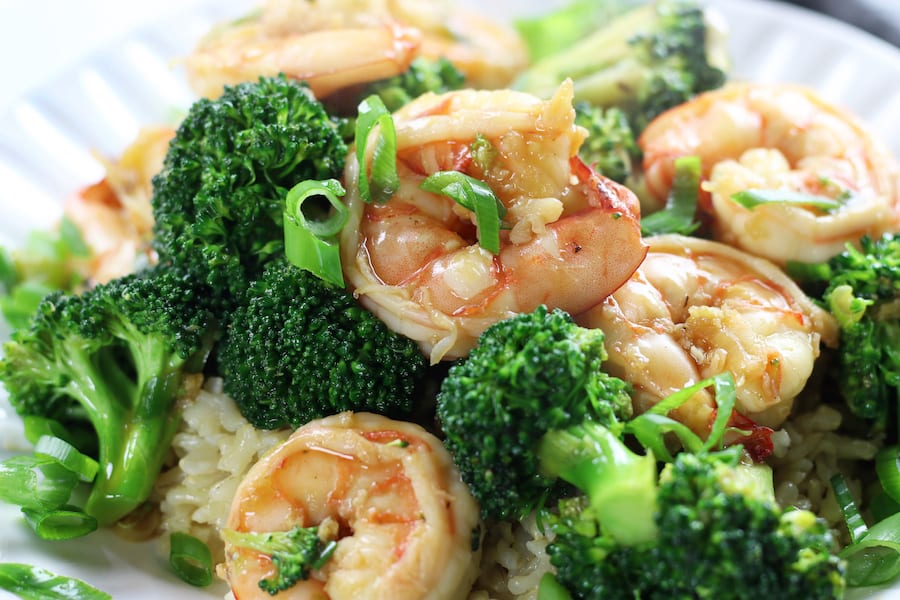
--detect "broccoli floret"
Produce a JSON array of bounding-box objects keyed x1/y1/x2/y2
[
  {"x1": 574, "y1": 102, "x2": 642, "y2": 185},
  {"x1": 514, "y1": 0, "x2": 728, "y2": 131},
  {"x1": 222, "y1": 525, "x2": 336, "y2": 595},
  {"x1": 217, "y1": 259, "x2": 429, "y2": 430},
  {"x1": 358, "y1": 57, "x2": 465, "y2": 113},
  {"x1": 0, "y1": 266, "x2": 218, "y2": 524},
  {"x1": 792, "y1": 234, "x2": 900, "y2": 424},
  {"x1": 547, "y1": 442, "x2": 846, "y2": 600},
  {"x1": 436, "y1": 305, "x2": 633, "y2": 521},
  {"x1": 151, "y1": 75, "x2": 348, "y2": 305}
]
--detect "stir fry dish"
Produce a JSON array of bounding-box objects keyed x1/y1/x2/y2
[{"x1": 1, "y1": 0, "x2": 899, "y2": 599}]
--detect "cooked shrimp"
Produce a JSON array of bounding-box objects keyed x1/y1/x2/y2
[
  {"x1": 640, "y1": 82, "x2": 900, "y2": 264},
  {"x1": 184, "y1": 0, "x2": 526, "y2": 100},
  {"x1": 64, "y1": 126, "x2": 173, "y2": 283},
  {"x1": 222, "y1": 411, "x2": 482, "y2": 600},
  {"x1": 340, "y1": 82, "x2": 647, "y2": 362},
  {"x1": 578, "y1": 234, "x2": 838, "y2": 435}
]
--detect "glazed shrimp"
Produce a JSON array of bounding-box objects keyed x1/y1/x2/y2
[
  {"x1": 222, "y1": 411, "x2": 482, "y2": 600},
  {"x1": 184, "y1": 0, "x2": 526, "y2": 100},
  {"x1": 340, "y1": 82, "x2": 647, "y2": 362},
  {"x1": 64, "y1": 126, "x2": 173, "y2": 283},
  {"x1": 640, "y1": 82, "x2": 900, "y2": 264},
  {"x1": 578, "y1": 234, "x2": 838, "y2": 435}
]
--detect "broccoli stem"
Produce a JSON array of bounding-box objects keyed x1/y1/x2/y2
[{"x1": 539, "y1": 421, "x2": 658, "y2": 546}]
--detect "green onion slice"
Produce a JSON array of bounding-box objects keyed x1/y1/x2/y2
[
  {"x1": 284, "y1": 178, "x2": 349, "y2": 287},
  {"x1": 34, "y1": 435, "x2": 98, "y2": 482},
  {"x1": 21, "y1": 416, "x2": 73, "y2": 446},
  {"x1": 22, "y1": 506, "x2": 98, "y2": 541},
  {"x1": 169, "y1": 532, "x2": 214, "y2": 587},
  {"x1": 354, "y1": 94, "x2": 399, "y2": 204},
  {"x1": 831, "y1": 472, "x2": 869, "y2": 544},
  {"x1": 536, "y1": 572, "x2": 574, "y2": 600},
  {"x1": 0, "y1": 454, "x2": 78, "y2": 511},
  {"x1": 641, "y1": 155, "x2": 701, "y2": 236},
  {"x1": 627, "y1": 413, "x2": 704, "y2": 462},
  {"x1": 0, "y1": 563, "x2": 111, "y2": 600},
  {"x1": 730, "y1": 188, "x2": 843, "y2": 211},
  {"x1": 420, "y1": 171, "x2": 507, "y2": 255},
  {"x1": 840, "y1": 510, "x2": 900, "y2": 587},
  {"x1": 877, "y1": 445, "x2": 900, "y2": 504}
]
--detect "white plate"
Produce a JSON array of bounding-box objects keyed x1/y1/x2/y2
[{"x1": 1, "y1": 0, "x2": 900, "y2": 598}]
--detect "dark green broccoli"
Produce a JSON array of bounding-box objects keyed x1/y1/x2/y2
[
  {"x1": 513, "y1": 0, "x2": 728, "y2": 131},
  {"x1": 0, "y1": 266, "x2": 218, "y2": 525},
  {"x1": 217, "y1": 259, "x2": 429, "y2": 430},
  {"x1": 151, "y1": 74, "x2": 348, "y2": 305},
  {"x1": 546, "y1": 440, "x2": 846, "y2": 600},
  {"x1": 222, "y1": 525, "x2": 336, "y2": 595},
  {"x1": 574, "y1": 102, "x2": 642, "y2": 185},
  {"x1": 436, "y1": 305, "x2": 633, "y2": 521},
  {"x1": 357, "y1": 57, "x2": 465, "y2": 113},
  {"x1": 790, "y1": 234, "x2": 900, "y2": 424}
]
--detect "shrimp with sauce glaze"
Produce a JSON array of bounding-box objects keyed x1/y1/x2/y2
[
  {"x1": 578, "y1": 234, "x2": 838, "y2": 437},
  {"x1": 63, "y1": 126, "x2": 173, "y2": 284},
  {"x1": 184, "y1": 0, "x2": 526, "y2": 100},
  {"x1": 222, "y1": 411, "x2": 482, "y2": 600},
  {"x1": 640, "y1": 82, "x2": 900, "y2": 264},
  {"x1": 340, "y1": 82, "x2": 647, "y2": 362}
]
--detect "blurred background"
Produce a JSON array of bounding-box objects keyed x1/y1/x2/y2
[{"x1": 781, "y1": 0, "x2": 900, "y2": 46}]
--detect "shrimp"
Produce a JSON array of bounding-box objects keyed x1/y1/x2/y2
[
  {"x1": 64, "y1": 126, "x2": 173, "y2": 283},
  {"x1": 183, "y1": 0, "x2": 527, "y2": 100},
  {"x1": 222, "y1": 411, "x2": 482, "y2": 600},
  {"x1": 578, "y1": 234, "x2": 838, "y2": 436},
  {"x1": 640, "y1": 82, "x2": 900, "y2": 264},
  {"x1": 340, "y1": 82, "x2": 647, "y2": 362}
]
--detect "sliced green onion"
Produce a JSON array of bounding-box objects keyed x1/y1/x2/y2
[
  {"x1": 354, "y1": 95, "x2": 399, "y2": 204},
  {"x1": 21, "y1": 416, "x2": 73, "y2": 446},
  {"x1": 0, "y1": 563, "x2": 111, "y2": 600},
  {"x1": 420, "y1": 171, "x2": 507, "y2": 255},
  {"x1": 730, "y1": 188, "x2": 843, "y2": 211},
  {"x1": 877, "y1": 445, "x2": 900, "y2": 505},
  {"x1": 536, "y1": 572, "x2": 574, "y2": 600},
  {"x1": 840, "y1": 511, "x2": 900, "y2": 587},
  {"x1": 22, "y1": 506, "x2": 98, "y2": 540},
  {"x1": 284, "y1": 178, "x2": 349, "y2": 287},
  {"x1": 626, "y1": 413, "x2": 704, "y2": 462},
  {"x1": 169, "y1": 532, "x2": 214, "y2": 587},
  {"x1": 641, "y1": 155, "x2": 702, "y2": 236},
  {"x1": 0, "y1": 455, "x2": 79, "y2": 511},
  {"x1": 831, "y1": 473, "x2": 869, "y2": 544},
  {"x1": 34, "y1": 436, "x2": 98, "y2": 482}
]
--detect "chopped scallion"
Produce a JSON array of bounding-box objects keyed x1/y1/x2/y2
[
  {"x1": 354, "y1": 95, "x2": 399, "y2": 204},
  {"x1": 283, "y1": 178, "x2": 349, "y2": 287},
  {"x1": 420, "y1": 171, "x2": 507, "y2": 255},
  {"x1": 730, "y1": 188, "x2": 843, "y2": 211},
  {"x1": 34, "y1": 435, "x2": 98, "y2": 482},
  {"x1": 0, "y1": 454, "x2": 78, "y2": 512},
  {"x1": 640, "y1": 155, "x2": 702, "y2": 236},
  {"x1": 0, "y1": 563, "x2": 111, "y2": 600},
  {"x1": 169, "y1": 531, "x2": 214, "y2": 587},
  {"x1": 21, "y1": 506, "x2": 98, "y2": 541}
]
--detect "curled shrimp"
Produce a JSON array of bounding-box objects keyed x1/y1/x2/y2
[
  {"x1": 640, "y1": 82, "x2": 900, "y2": 264},
  {"x1": 222, "y1": 411, "x2": 482, "y2": 600},
  {"x1": 578, "y1": 234, "x2": 838, "y2": 435},
  {"x1": 64, "y1": 126, "x2": 173, "y2": 283},
  {"x1": 184, "y1": 0, "x2": 526, "y2": 100},
  {"x1": 340, "y1": 82, "x2": 647, "y2": 362}
]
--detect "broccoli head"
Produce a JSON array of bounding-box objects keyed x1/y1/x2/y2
[
  {"x1": 151, "y1": 74, "x2": 348, "y2": 303},
  {"x1": 354, "y1": 57, "x2": 465, "y2": 114},
  {"x1": 0, "y1": 266, "x2": 219, "y2": 524},
  {"x1": 548, "y1": 443, "x2": 846, "y2": 600},
  {"x1": 217, "y1": 259, "x2": 429, "y2": 430},
  {"x1": 436, "y1": 305, "x2": 633, "y2": 521},
  {"x1": 222, "y1": 524, "x2": 336, "y2": 595},
  {"x1": 513, "y1": 0, "x2": 728, "y2": 131},
  {"x1": 792, "y1": 233, "x2": 900, "y2": 424},
  {"x1": 574, "y1": 102, "x2": 642, "y2": 186}
]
